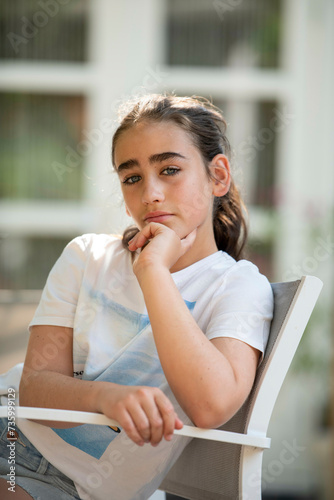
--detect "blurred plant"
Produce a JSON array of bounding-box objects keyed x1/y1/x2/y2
[{"x1": 250, "y1": 9, "x2": 281, "y2": 68}]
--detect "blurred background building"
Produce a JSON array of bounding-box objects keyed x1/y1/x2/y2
[{"x1": 0, "y1": 0, "x2": 333, "y2": 498}]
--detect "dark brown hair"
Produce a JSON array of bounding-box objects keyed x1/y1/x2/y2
[{"x1": 111, "y1": 94, "x2": 248, "y2": 260}]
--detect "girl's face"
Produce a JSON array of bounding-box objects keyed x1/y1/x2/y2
[{"x1": 114, "y1": 120, "x2": 229, "y2": 258}]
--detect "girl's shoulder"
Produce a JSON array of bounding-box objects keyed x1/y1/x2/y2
[
  {"x1": 209, "y1": 251, "x2": 266, "y2": 280},
  {"x1": 61, "y1": 233, "x2": 127, "y2": 267},
  {"x1": 66, "y1": 233, "x2": 124, "y2": 252},
  {"x1": 220, "y1": 254, "x2": 273, "y2": 300}
]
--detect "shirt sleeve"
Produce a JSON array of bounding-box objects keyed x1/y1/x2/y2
[
  {"x1": 28, "y1": 235, "x2": 89, "y2": 330},
  {"x1": 205, "y1": 262, "x2": 274, "y2": 355}
]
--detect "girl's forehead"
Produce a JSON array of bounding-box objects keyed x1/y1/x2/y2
[
  {"x1": 114, "y1": 120, "x2": 196, "y2": 158},
  {"x1": 123, "y1": 120, "x2": 189, "y2": 140}
]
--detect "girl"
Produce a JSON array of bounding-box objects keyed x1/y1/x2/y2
[{"x1": 0, "y1": 94, "x2": 273, "y2": 500}]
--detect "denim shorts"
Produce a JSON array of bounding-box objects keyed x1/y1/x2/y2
[{"x1": 0, "y1": 415, "x2": 81, "y2": 500}]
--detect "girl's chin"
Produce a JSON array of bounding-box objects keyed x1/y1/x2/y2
[{"x1": 137, "y1": 220, "x2": 192, "y2": 240}]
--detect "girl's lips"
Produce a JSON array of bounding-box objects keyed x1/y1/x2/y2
[{"x1": 144, "y1": 212, "x2": 173, "y2": 223}]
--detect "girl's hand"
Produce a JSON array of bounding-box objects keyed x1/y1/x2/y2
[
  {"x1": 97, "y1": 384, "x2": 183, "y2": 446},
  {"x1": 128, "y1": 223, "x2": 197, "y2": 277}
]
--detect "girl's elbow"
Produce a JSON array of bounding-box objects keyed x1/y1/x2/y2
[
  {"x1": 190, "y1": 403, "x2": 230, "y2": 429},
  {"x1": 190, "y1": 390, "x2": 247, "y2": 428}
]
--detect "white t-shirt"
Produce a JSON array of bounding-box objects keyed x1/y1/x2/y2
[{"x1": 0, "y1": 234, "x2": 273, "y2": 500}]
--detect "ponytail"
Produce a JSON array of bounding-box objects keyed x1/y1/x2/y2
[
  {"x1": 122, "y1": 225, "x2": 140, "y2": 250},
  {"x1": 213, "y1": 180, "x2": 248, "y2": 260}
]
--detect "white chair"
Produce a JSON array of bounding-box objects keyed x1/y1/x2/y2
[{"x1": 0, "y1": 276, "x2": 323, "y2": 500}]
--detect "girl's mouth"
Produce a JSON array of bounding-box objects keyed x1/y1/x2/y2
[{"x1": 144, "y1": 212, "x2": 174, "y2": 223}]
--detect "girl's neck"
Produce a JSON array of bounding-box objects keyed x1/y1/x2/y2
[{"x1": 170, "y1": 234, "x2": 218, "y2": 273}]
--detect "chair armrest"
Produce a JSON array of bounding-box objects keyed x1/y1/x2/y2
[
  {"x1": 175, "y1": 425, "x2": 270, "y2": 448},
  {"x1": 0, "y1": 406, "x2": 271, "y2": 449}
]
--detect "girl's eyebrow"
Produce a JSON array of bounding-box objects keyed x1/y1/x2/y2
[
  {"x1": 117, "y1": 158, "x2": 139, "y2": 173},
  {"x1": 149, "y1": 152, "x2": 187, "y2": 164},
  {"x1": 117, "y1": 152, "x2": 187, "y2": 173}
]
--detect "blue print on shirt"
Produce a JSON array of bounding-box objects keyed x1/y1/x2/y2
[
  {"x1": 52, "y1": 425, "x2": 119, "y2": 460},
  {"x1": 91, "y1": 288, "x2": 151, "y2": 332},
  {"x1": 52, "y1": 295, "x2": 196, "y2": 459}
]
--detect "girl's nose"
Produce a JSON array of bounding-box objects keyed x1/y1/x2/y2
[{"x1": 141, "y1": 178, "x2": 165, "y2": 204}]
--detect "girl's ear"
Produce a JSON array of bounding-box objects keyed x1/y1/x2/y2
[{"x1": 210, "y1": 154, "x2": 231, "y2": 197}]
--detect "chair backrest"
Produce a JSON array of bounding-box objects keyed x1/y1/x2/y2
[{"x1": 160, "y1": 276, "x2": 323, "y2": 500}]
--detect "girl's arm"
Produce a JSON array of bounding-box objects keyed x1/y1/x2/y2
[
  {"x1": 19, "y1": 325, "x2": 182, "y2": 446},
  {"x1": 136, "y1": 267, "x2": 259, "y2": 428},
  {"x1": 129, "y1": 223, "x2": 261, "y2": 429}
]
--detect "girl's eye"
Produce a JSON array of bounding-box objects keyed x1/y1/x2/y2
[
  {"x1": 122, "y1": 175, "x2": 141, "y2": 185},
  {"x1": 162, "y1": 167, "x2": 180, "y2": 176}
]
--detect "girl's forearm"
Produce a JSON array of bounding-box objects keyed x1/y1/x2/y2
[
  {"x1": 137, "y1": 266, "x2": 237, "y2": 427},
  {"x1": 19, "y1": 368, "x2": 183, "y2": 445},
  {"x1": 19, "y1": 369, "x2": 109, "y2": 428}
]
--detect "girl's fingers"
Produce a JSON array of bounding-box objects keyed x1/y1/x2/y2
[
  {"x1": 136, "y1": 389, "x2": 166, "y2": 446},
  {"x1": 129, "y1": 223, "x2": 197, "y2": 256},
  {"x1": 143, "y1": 405, "x2": 164, "y2": 446},
  {"x1": 175, "y1": 416, "x2": 184, "y2": 430},
  {"x1": 102, "y1": 386, "x2": 180, "y2": 446},
  {"x1": 119, "y1": 408, "x2": 149, "y2": 446},
  {"x1": 180, "y1": 228, "x2": 197, "y2": 254},
  {"x1": 122, "y1": 388, "x2": 181, "y2": 446},
  {"x1": 128, "y1": 233, "x2": 148, "y2": 251},
  {"x1": 154, "y1": 392, "x2": 180, "y2": 443},
  {"x1": 131, "y1": 408, "x2": 153, "y2": 444},
  {"x1": 128, "y1": 223, "x2": 161, "y2": 251}
]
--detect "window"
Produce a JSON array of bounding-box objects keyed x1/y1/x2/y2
[
  {"x1": 0, "y1": 0, "x2": 88, "y2": 62},
  {"x1": 166, "y1": 0, "x2": 282, "y2": 68},
  {"x1": 0, "y1": 93, "x2": 86, "y2": 200},
  {"x1": 217, "y1": 99, "x2": 278, "y2": 208}
]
